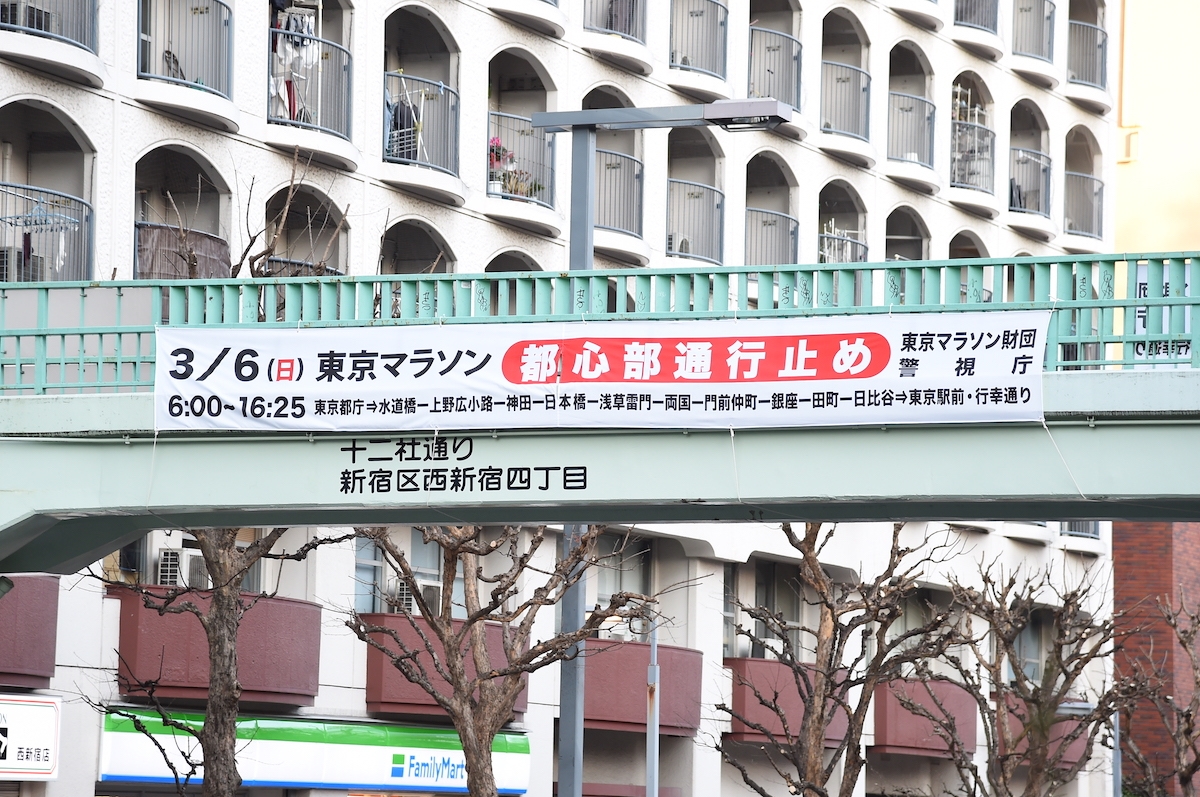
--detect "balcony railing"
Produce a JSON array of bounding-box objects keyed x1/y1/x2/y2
[
  {"x1": 874, "y1": 679, "x2": 977, "y2": 757},
  {"x1": 585, "y1": 640, "x2": 702, "y2": 735},
  {"x1": 888, "y1": 93, "x2": 935, "y2": 168},
  {"x1": 0, "y1": 575, "x2": 59, "y2": 689},
  {"x1": 268, "y1": 28, "x2": 352, "y2": 140},
  {"x1": 583, "y1": 0, "x2": 645, "y2": 44},
  {"x1": 138, "y1": 0, "x2": 232, "y2": 98},
  {"x1": 1009, "y1": 147, "x2": 1052, "y2": 216},
  {"x1": 1061, "y1": 520, "x2": 1101, "y2": 538},
  {"x1": 0, "y1": 0, "x2": 96, "y2": 52},
  {"x1": 725, "y1": 658, "x2": 848, "y2": 743},
  {"x1": 955, "y1": 0, "x2": 998, "y2": 33},
  {"x1": 384, "y1": 73, "x2": 459, "y2": 176},
  {"x1": 746, "y1": 208, "x2": 797, "y2": 266},
  {"x1": 951, "y1": 121, "x2": 995, "y2": 193},
  {"x1": 1012, "y1": 0, "x2": 1054, "y2": 61},
  {"x1": 667, "y1": 179, "x2": 723, "y2": 264},
  {"x1": 1068, "y1": 21, "x2": 1107, "y2": 89},
  {"x1": 748, "y1": 27, "x2": 801, "y2": 109},
  {"x1": 596, "y1": 149, "x2": 643, "y2": 238},
  {"x1": 114, "y1": 587, "x2": 322, "y2": 705},
  {"x1": 487, "y1": 112, "x2": 555, "y2": 210},
  {"x1": 135, "y1": 222, "x2": 231, "y2": 279},
  {"x1": 819, "y1": 232, "x2": 868, "y2": 264},
  {"x1": 670, "y1": 0, "x2": 728, "y2": 80},
  {"x1": 0, "y1": 182, "x2": 92, "y2": 282},
  {"x1": 821, "y1": 62, "x2": 870, "y2": 141},
  {"x1": 1065, "y1": 172, "x2": 1103, "y2": 239}
]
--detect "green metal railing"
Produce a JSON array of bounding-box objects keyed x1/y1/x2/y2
[{"x1": 1, "y1": 252, "x2": 1197, "y2": 394}]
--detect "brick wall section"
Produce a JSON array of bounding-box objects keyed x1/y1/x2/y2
[{"x1": 1114, "y1": 522, "x2": 1200, "y2": 794}]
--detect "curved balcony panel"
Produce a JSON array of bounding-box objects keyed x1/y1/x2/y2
[
  {"x1": 745, "y1": 208, "x2": 797, "y2": 267},
  {"x1": 1064, "y1": 172, "x2": 1102, "y2": 240},
  {"x1": 820, "y1": 62, "x2": 870, "y2": 142},
  {"x1": 952, "y1": 0, "x2": 1003, "y2": 59},
  {"x1": 888, "y1": 93, "x2": 935, "y2": 168},
  {"x1": 363, "y1": 613, "x2": 527, "y2": 718},
  {"x1": 950, "y1": 121, "x2": 995, "y2": 193},
  {"x1": 0, "y1": 575, "x2": 59, "y2": 688},
  {"x1": 1009, "y1": 147, "x2": 1052, "y2": 217},
  {"x1": 873, "y1": 679, "x2": 977, "y2": 758},
  {"x1": 1066, "y1": 22, "x2": 1109, "y2": 113},
  {"x1": 584, "y1": 640, "x2": 702, "y2": 736},
  {"x1": 748, "y1": 28, "x2": 800, "y2": 110},
  {"x1": 487, "y1": 112, "x2": 555, "y2": 211},
  {"x1": 0, "y1": 182, "x2": 92, "y2": 282},
  {"x1": 0, "y1": 0, "x2": 94, "y2": 51},
  {"x1": 1011, "y1": 0, "x2": 1057, "y2": 87},
  {"x1": 114, "y1": 587, "x2": 322, "y2": 705},
  {"x1": 0, "y1": 3, "x2": 105, "y2": 87},
  {"x1": 666, "y1": 179, "x2": 723, "y2": 265},
  {"x1": 267, "y1": 28, "x2": 352, "y2": 142},
  {"x1": 134, "y1": 222, "x2": 231, "y2": 279},
  {"x1": 132, "y1": 79, "x2": 240, "y2": 132},
  {"x1": 724, "y1": 657, "x2": 847, "y2": 744},
  {"x1": 582, "y1": 0, "x2": 650, "y2": 71},
  {"x1": 819, "y1": 233, "x2": 867, "y2": 264},
  {"x1": 384, "y1": 74, "x2": 458, "y2": 176},
  {"x1": 487, "y1": 0, "x2": 566, "y2": 38},
  {"x1": 885, "y1": 0, "x2": 943, "y2": 31},
  {"x1": 596, "y1": 149, "x2": 642, "y2": 240},
  {"x1": 670, "y1": 0, "x2": 727, "y2": 80},
  {"x1": 137, "y1": 0, "x2": 231, "y2": 99}
]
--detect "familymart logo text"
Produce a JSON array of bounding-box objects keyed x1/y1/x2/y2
[{"x1": 391, "y1": 752, "x2": 467, "y2": 783}]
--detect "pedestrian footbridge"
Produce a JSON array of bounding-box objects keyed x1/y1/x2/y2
[{"x1": 1, "y1": 252, "x2": 1198, "y2": 573}]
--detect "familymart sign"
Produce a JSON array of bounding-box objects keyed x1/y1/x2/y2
[{"x1": 98, "y1": 710, "x2": 530, "y2": 794}]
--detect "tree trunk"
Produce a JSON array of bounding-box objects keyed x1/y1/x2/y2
[
  {"x1": 459, "y1": 727, "x2": 499, "y2": 797},
  {"x1": 196, "y1": 531, "x2": 245, "y2": 797}
]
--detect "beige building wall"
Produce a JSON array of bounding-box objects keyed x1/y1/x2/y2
[{"x1": 1116, "y1": 0, "x2": 1200, "y2": 251}]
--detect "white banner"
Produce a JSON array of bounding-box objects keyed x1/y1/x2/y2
[
  {"x1": 155, "y1": 312, "x2": 1051, "y2": 432},
  {"x1": 0, "y1": 695, "x2": 60, "y2": 781}
]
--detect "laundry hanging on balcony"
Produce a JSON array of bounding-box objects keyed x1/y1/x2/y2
[
  {"x1": 0, "y1": 198, "x2": 82, "y2": 232},
  {"x1": 270, "y1": 8, "x2": 318, "y2": 123}
]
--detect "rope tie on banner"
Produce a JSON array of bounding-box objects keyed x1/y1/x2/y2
[
  {"x1": 728, "y1": 427, "x2": 743, "y2": 503},
  {"x1": 1041, "y1": 417, "x2": 1088, "y2": 500}
]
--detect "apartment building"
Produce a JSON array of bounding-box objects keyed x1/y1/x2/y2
[{"x1": 0, "y1": 0, "x2": 1118, "y2": 795}]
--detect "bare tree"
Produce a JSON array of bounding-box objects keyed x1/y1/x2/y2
[
  {"x1": 93, "y1": 527, "x2": 353, "y2": 797},
  {"x1": 715, "y1": 522, "x2": 963, "y2": 797},
  {"x1": 346, "y1": 524, "x2": 654, "y2": 797},
  {"x1": 899, "y1": 562, "x2": 1147, "y2": 797},
  {"x1": 1120, "y1": 591, "x2": 1200, "y2": 797}
]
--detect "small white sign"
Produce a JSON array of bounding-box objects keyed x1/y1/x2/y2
[{"x1": 0, "y1": 695, "x2": 60, "y2": 781}]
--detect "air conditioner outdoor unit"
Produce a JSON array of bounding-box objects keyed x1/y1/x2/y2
[
  {"x1": 666, "y1": 233, "x2": 691, "y2": 254},
  {"x1": 156, "y1": 548, "x2": 210, "y2": 589},
  {"x1": 0, "y1": 247, "x2": 46, "y2": 282},
  {"x1": 385, "y1": 577, "x2": 441, "y2": 614}
]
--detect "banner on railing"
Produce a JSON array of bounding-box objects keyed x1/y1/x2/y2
[{"x1": 154, "y1": 311, "x2": 1052, "y2": 432}]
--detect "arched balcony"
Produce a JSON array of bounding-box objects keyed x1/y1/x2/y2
[
  {"x1": 1066, "y1": 0, "x2": 1109, "y2": 112},
  {"x1": 748, "y1": 0, "x2": 801, "y2": 110},
  {"x1": 263, "y1": 186, "x2": 347, "y2": 277},
  {"x1": 380, "y1": 219, "x2": 453, "y2": 275},
  {"x1": 134, "y1": 147, "x2": 230, "y2": 280},
  {"x1": 667, "y1": 128, "x2": 723, "y2": 265},
  {"x1": 819, "y1": 10, "x2": 873, "y2": 166},
  {"x1": 1063, "y1": 126, "x2": 1103, "y2": 247},
  {"x1": 380, "y1": 6, "x2": 463, "y2": 204},
  {"x1": 885, "y1": 207, "x2": 928, "y2": 262},
  {"x1": 586, "y1": 87, "x2": 648, "y2": 266},
  {"x1": 668, "y1": 0, "x2": 730, "y2": 100},
  {"x1": 265, "y1": 0, "x2": 356, "y2": 169},
  {"x1": 1008, "y1": 100, "x2": 1054, "y2": 239},
  {"x1": 0, "y1": 0, "x2": 104, "y2": 86},
  {"x1": 818, "y1": 181, "x2": 866, "y2": 264},
  {"x1": 0, "y1": 101, "x2": 93, "y2": 282},
  {"x1": 745, "y1": 153, "x2": 796, "y2": 266},
  {"x1": 1011, "y1": 0, "x2": 1056, "y2": 87},
  {"x1": 886, "y1": 43, "x2": 937, "y2": 193},
  {"x1": 581, "y1": 0, "x2": 651, "y2": 74},
  {"x1": 947, "y1": 73, "x2": 999, "y2": 217}
]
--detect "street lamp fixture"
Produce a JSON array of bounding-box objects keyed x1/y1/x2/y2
[{"x1": 532, "y1": 97, "x2": 791, "y2": 797}]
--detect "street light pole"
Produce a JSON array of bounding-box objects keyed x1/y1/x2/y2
[{"x1": 535, "y1": 98, "x2": 791, "y2": 797}]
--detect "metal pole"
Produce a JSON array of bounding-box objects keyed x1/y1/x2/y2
[
  {"x1": 557, "y1": 125, "x2": 596, "y2": 797},
  {"x1": 646, "y1": 619, "x2": 660, "y2": 797},
  {"x1": 1113, "y1": 710, "x2": 1122, "y2": 797},
  {"x1": 558, "y1": 524, "x2": 587, "y2": 797}
]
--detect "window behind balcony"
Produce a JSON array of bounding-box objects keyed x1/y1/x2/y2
[
  {"x1": 752, "y1": 560, "x2": 816, "y2": 662},
  {"x1": 1013, "y1": 611, "x2": 1050, "y2": 683},
  {"x1": 595, "y1": 533, "x2": 651, "y2": 640}
]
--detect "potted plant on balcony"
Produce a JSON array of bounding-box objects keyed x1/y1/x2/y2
[
  {"x1": 501, "y1": 169, "x2": 543, "y2": 201},
  {"x1": 488, "y1": 137, "x2": 513, "y2": 194}
]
